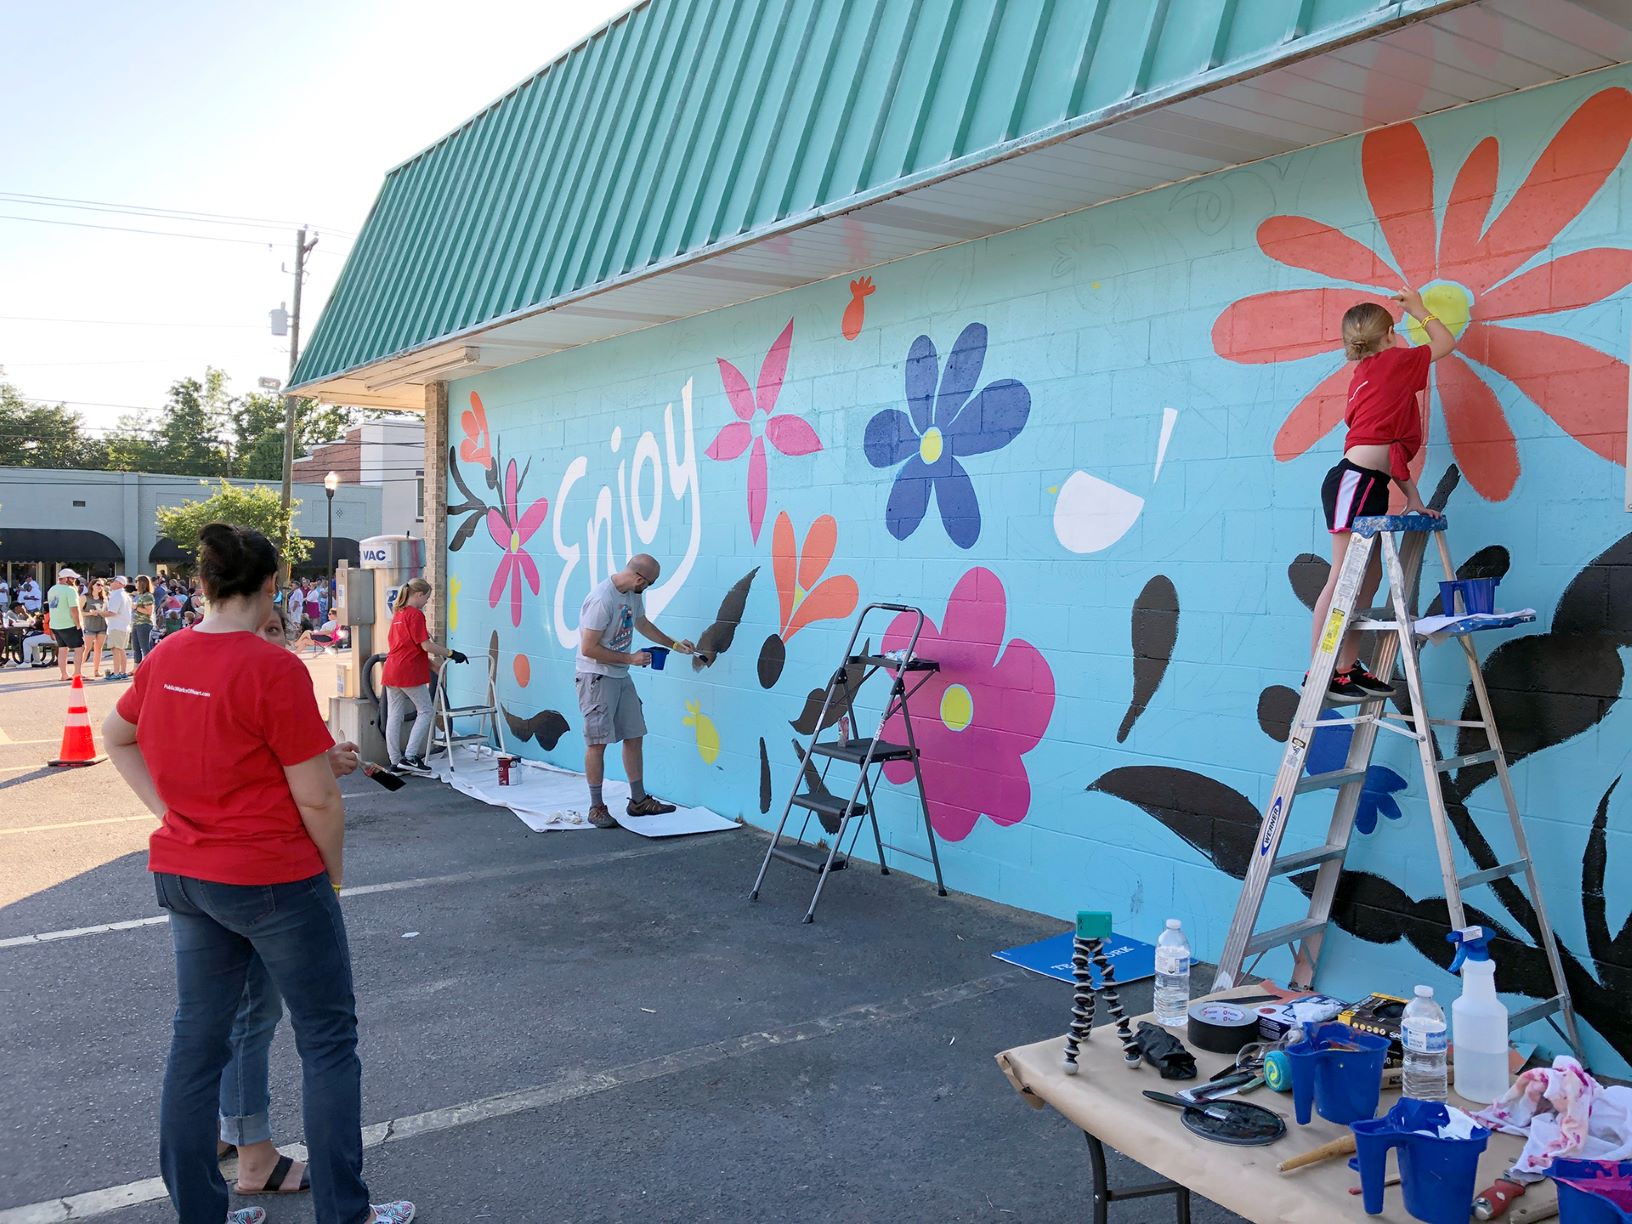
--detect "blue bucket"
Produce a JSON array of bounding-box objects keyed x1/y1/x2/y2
[
  {"x1": 1555, "y1": 1158, "x2": 1632, "y2": 1223},
  {"x1": 1438, "y1": 577, "x2": 1498, "y2": 615},
  {"x1": 1286, "y1": 1021, "x2": 1390, "y2": 1125},
  {"x1": 1351, "y1": 1098, "x2": 1490, "y2": 1223}
]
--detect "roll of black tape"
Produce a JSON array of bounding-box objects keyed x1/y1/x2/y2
[{"x1": 1187, "y1": 1001, "x2": 1260, "y2": 1055}]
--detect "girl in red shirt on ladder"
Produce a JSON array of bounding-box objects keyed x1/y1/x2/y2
[
  {"x1": 1310, "y1": 287, "x2": 1456, "y2": 704},
  {"x1": 381, "y1": 578, "x2": 463, "y2": 776}
]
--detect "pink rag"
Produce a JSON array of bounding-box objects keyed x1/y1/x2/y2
[{"x1": 1475, "y1": 1056, "x2": 1632, "y2": 1178}]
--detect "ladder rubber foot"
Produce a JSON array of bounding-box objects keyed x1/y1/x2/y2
[
  {"x1": 879, "y1": 867, "x2": 890, "y2": 876},
  {"x1": 749, "y1": 891, "x2": 759, "y2": 901},
  {"x1": 802, "y1": 915, "x2": 814, "y2": 924},
  {"x1": 936, "y1": 888, "x2": 948, "y2": 897}
]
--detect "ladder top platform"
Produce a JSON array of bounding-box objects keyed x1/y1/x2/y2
[
  {"x1": 1352, "y1": 513, "x2": 1448, "y2": 537},
  {"x1": 850, "y1": 652, "x2": 938, "y2": 672}
]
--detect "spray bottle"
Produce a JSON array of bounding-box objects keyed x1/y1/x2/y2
[{"x1": 1448, "y1": 926, "x2": 1509, "y2": 1104}]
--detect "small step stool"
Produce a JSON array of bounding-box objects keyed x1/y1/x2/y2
[
  {"x1": 430, "y1": 652, "x2": 507, "y2": 773},
  {"x1": 1214, "y1": 510, "x2": 1585, "y2": 1062},
  {"x1": 750, "y1": 602, "x2": 948, "y2": 923}
]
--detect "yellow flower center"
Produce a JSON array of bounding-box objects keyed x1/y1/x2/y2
[
  {"x1": 919, "y1": 426, "x2": 944, "y2": 465},
  {"x1": 940, "y1": 683, "x2": 973, "y2": 732},
  {"x1": 1405, "y1": 281, "x2": 1473, "y2": 345},
  {"x1": 791, "y1": 584, "x2": 807, "y2": 613},
  {"x1": 510, "y1": 529, "x2": 521, "y2": 553}
]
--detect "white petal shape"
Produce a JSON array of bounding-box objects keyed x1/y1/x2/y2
[{"x1": 1053, "y1": 471, "x2": 1145, "y2": 554}]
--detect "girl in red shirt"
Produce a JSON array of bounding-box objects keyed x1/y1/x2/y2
[
  {"x1": 102, "y1": 522, "x2": 414, "y2": 1224},
  {"x1": 1310, "y1": 288, "x2": 1456, "y2": 704},
  {"x1": 382, "y1": 577, "x2": 462, "y2": 775}
]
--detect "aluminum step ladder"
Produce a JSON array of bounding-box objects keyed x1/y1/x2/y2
[
  {"x1": 749, "y1": 602, "x2": 948, "y2": 923},
  {"x1": 1213, "y1": 510, "x2": 1584, "y2": 1061},
  {"x1": 430, "y1": 652, "x2": 507, "y2": 773}
]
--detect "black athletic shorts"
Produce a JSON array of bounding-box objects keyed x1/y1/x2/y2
[
  {"x1": 52, "y1": 627, "x2": 85, "y2": 649},
  {"x1": 1321, "y1": 458, "x2": 1391, "y2": 534}
]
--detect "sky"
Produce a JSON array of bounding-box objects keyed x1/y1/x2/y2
[{"x1": 0, "y1": 0, "x2": 637, "y2": 436}]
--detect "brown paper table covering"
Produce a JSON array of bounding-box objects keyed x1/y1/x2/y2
[{"x1": 996, "y1": 988, "x2": 1559, "y2": 1224}]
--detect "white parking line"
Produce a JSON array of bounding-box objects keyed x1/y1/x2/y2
[
  {"x1": 0, "y1": 814, "x2": 156, "y2": 835},
  {"x1": 0, "y1": 969, "x2": 1026, "y2": 1222},
  {"x1": 0, "y1": 844, "x2": 680, "y2": 950}
]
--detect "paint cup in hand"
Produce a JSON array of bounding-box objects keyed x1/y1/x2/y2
[{"x1": 648, "y1": 646, "x2": 669, "y2": 671}]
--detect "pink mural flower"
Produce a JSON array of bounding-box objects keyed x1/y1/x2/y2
[
  {"x1": 485, "y1": 458, "x2": 549, "y2": 627},
  {"x1": 1212, "y1": 87, "x2": 1632, "y2": 501},
  {"x1": 879, "y1": 568, "x2": 1054, "y2": 842},
  {"x1": 706, "y1": 319, "x2": 822, "y2": 541}
]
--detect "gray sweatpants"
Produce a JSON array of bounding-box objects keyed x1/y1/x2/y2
[{"x1": 386, "y1": 684, "x2": 433, "y2": 763}]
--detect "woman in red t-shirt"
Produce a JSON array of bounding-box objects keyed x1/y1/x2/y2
[
  {"x1": 102, "y1": 522, "x2": 414, "y2": 1224},
  {"x1": 1310, "y1": 288, "x2": 1456, "y2": 705},
  {"x1": 381, "y1": 578, "x2": 462, "y2": 775}
]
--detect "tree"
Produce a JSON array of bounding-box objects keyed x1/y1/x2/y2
[
  {"x1": 105, "y1": 369, "x2": 232, "y2": 475},
  {"x1": 231, "y1": 392, "x2": 354, "y2": 480},
  {"x1": 154, "y1": 480, "x2": 310, "y2": 568},
  {"x1": 0, "y1": 381, "x2": 109, "y2": 469}
]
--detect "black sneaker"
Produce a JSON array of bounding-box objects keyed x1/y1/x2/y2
[
  {"x1": 397, "y1": 756, "x2": 433, "y2": 776},
  {"x1": 1325, "y1": 670, "x2": 1370, "y2": 706},
  {"x1": 626, "y1": 795, "x2": 677, "y2": 817},
  {"x1": 1343, "y1": 664, "x2": 1396, "y2": 697}
]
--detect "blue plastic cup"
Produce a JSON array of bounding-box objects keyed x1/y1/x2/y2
[
  {"x1": 1287, "y1": 1021, "x2": 1391, "y2": 1125},
  {"x1": 648, "y1": 646, "x2": 669, "y2": 671},
  {"x1": 1351, "y1": 1098, "x2": 1490, "y2": 1223},
  {"x1": 1438, "y1": 577, "x2": 1498, "y2": 615}
]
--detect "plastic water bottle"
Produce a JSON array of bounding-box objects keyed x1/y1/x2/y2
[
  {"x1": 1401, "y1": 985, "x2": 1448, "y2": 1101},
  {"x1": 1153, "y1": 919, "x2": 1191, "y2": 1027}
]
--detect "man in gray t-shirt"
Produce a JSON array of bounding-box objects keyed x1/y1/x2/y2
[{"x1": 576, "y1": 553, "x2": 695, "y2": 828}]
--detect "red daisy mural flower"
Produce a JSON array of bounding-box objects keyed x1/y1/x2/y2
[
  {"x1": 1213, "y1": 87, "x2": 1632, "y2": 500},
  {"x1": 706, "y1": 319, "x2": 823, "y2": 541},
  {"x1": 486, "y1": 458, "x2": 549, "y2": 627}
]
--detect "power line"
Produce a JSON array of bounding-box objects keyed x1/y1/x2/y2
[
  {"x1": 0, "y1": 314, "x2": 267, "y2": 328},
  {"x1": 0, "y1": 192, "x2": 356, "y2": 237},
  {"x1": 0, "y1": 214, "x2": 303, "y2": 247}
]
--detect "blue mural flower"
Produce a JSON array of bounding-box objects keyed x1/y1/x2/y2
[
  {"x1": 1305, "y1": 718, "x2": 1408, "y2": 835},
  {"x1": 863, "y1": 322, "x2": 1030, "y2": 549}
]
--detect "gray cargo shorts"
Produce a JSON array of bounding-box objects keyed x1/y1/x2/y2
[{"x1": 576, "y1": 672, "x2": 647, "y2": 746}]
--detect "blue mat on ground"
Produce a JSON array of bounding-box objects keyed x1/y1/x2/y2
[{"x1": 993, "y1": 930, "x2": 1157, "y2": 987}]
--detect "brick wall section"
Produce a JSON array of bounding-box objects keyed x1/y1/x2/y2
[
  {"x1": 292, "y1": 435, "x2": 361, "y2": 484},
  {"x1": 422, "y1": 382, "x2": 449, "y2": 638}
]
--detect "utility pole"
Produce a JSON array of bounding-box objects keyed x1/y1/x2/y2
[{"x1": 278, "y1": 226, "x2": 317, "y2": 581}]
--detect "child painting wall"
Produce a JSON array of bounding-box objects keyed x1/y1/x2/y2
[{"x1": 443, "y1": 71, "x2": 1632, "y2": 1070}]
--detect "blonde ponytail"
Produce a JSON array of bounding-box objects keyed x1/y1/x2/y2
[{"x1": 395, "y1": 577, "x2": 431, "y2": 612}]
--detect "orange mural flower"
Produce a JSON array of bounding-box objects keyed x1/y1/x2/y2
[
  {"x1": 1213, "y1": 87, "x2": 1632, "y2": 500},
  {"x1": 756, "y1": 511, "x2": 859, "y2": 688}
]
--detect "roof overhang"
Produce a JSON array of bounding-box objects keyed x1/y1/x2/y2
[{"x1": 295, "y1": 0, "x2": 1632, "y2": 410}]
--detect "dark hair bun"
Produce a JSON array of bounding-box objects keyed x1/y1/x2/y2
[{"x1": 197, "y1": 521, "x2": 280, "y2": 603}]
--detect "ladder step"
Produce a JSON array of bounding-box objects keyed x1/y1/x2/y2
[
  {"x1": 1295, "y1": 767, "x2": 1368, "y2": 794},
  {"x1": 442, "y1": 705, "x2": 497, "y2": 716},
  {"x1": 850, "y1": 652, "x2": 938, "y2": 672},
  {"x1": 1434, "y1": 749, "x2": 1501, "y2": 773},
  {"x1": 439, "y1": 732, "x2": 489, "y2": 743},
  {"x1": 789, "y1": 792, "x2": 867, "y2": 820},
  {"x1": 1271, "y1": 844, "x2": 1347, "y2": 876},
  {"x1": 769, "y1": 845, "x2": 847, "y2": 874},
  {"x1": 1458, "y1": 859, "x2": 1530, "y2": 890},
  {"x1": 1244, "y1": 917, "x2": 1327, "y2": 957},
  {"x1": 809, "y1": 737, "x2": 916, "y2": 764},
  {"x1": 1507, "y1": 994, "x2": 1566, "y2": 1031}
]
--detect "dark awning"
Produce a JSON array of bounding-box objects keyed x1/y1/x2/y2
[
  {"x1": 293, "y1": 537, "x2": 361, "y2": 570},
  {"x1": 149, "y1": 537, "x2": 194, "y2": 564},
  {"x1": 0, "y1": 528, "x2": 122, "y2": 563}
]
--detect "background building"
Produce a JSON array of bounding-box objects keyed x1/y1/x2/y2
[
  {"x1": 0, "y1": 467, "x2": 381, "y2": 584},
  {"x1": 290, "y1": 0, "x2": 1632, "y2": 1071},
  {"x1": 292, "y1": 416, "x2": 425, "y2": 538}
]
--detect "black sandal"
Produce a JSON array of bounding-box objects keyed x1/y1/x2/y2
[{"x1": 236, "y1": 1153, "x2": 310, "y2": 1196}]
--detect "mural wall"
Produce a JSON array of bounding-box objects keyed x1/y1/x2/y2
[{"x1": 443, "y1": 72, "x2": 1632, "y2": 1070}]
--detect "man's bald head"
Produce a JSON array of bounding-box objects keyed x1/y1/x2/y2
[{"x1": 615, "y1": 554, "x2": 661, "y2": 594}]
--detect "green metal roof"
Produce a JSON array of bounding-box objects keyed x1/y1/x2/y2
[{"x1": 292, "y1": 0, "x2": 1455, "y2": 392}]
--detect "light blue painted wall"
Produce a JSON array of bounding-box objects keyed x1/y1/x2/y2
[{"x1": 446, "y1": 69, "x2": 1632, "y2": 1070}]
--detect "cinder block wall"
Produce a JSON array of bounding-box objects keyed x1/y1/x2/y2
[{"x1": 443, "y1": 72, "x2": 1632, "y2": 1070}]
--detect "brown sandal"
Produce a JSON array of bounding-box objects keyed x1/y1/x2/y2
[{"x1": 236, "y1": 1153, "x2": 310, "y2": 1195}]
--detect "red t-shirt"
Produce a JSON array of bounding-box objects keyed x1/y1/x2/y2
[
  {"x1": 116, "y1": 630, "x2": 334, "y2": 885},
  {"x1": 1345, "y1": 343, "x2": 1432, "y2": 481},
  {"x1": 382, "y1": 604, "x2": 431, "y2": 688}
]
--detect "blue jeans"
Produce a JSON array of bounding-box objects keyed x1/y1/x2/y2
[
  {"x1": 155, "y1": 872, "x2": 371, "y2": 1224},
  {"x1": 218, "y1": 954, "x2": 281, "y2": 1145},
  {"x1": 132, "y1": 622, "x2": 154, "y2": 664}
]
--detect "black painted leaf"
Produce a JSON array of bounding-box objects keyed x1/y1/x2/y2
[
  {"x1": 1426, "y1": 463, "x2": 1459, "y2": 512},
  {"x1": 1088, "y1": 766, "x2": 1261, "y2": 879},
  {"x1": 449, "y1": 511, "x2": 483, "y2": 553},
  {"x1": 1288, "y1": 554, "x2": 1329, "y2": 611},
  {"x1": 1424, "y1": 546, "x2": 1509, "y2": 614},
  {"x1": 1554, "y1": 532, "x2": 1632, "y2": 645},
  {"x1": 503, "y1": 706, "x2": 570, "y2": 750},
  {"x1": 788, "y1": 645, "x2": 869, "y2": 735},
  {"x1": 758, "y1": 737, "x2": 772, "y2": 814},
  {"x1": 1585, "y1": 776, "x2": 1620, "y2": 966},
  {"x1": 1257, "y1": 685, "x2": 1299, "y2": 743},
  {"x1": 694, "y1": 566, "x2": 759, "y2": 670},
  {"x1": 1117, "y1": 575, "x2": 1178, "y2": 743},
  {"x1": 757, "y1": 634, "x2": 786, "y2": 689}
]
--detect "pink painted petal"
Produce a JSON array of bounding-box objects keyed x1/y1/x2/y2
[
  {"x1": 515, "y1": 497, "x2": 549, "y2": 545},
  {"x1": 1471, "y1": 322, "x2": 1628, "y2": 465},
  {"x1": 746, "y1": 438, "x2": 768, "y2": 543},
  {"x1": 1435, "y1": 354, "x2": 1519, "y2": 502},
  {"x1": 717, "y1": 358, "x2": 755, "y2": 420},
  {"x1": 488, "y1": 555, "x2": 513, "y2": 610},
  {"x1": 937, "y1": 568, "x2": 1004, "y2": 672},
  {"x1": 1213, "y1": 289, "x2": 1395, "y2": 364},
  {"x1": 486, "y1": 508, "x2": 512, "y2": 548},
  {"x1": 509, "y1": 566, "x2": 524, "y2": 626},
  {"x1": 503, "y1": 459, "x2": 519, "y2": 516},
  {"x1": 706, "y1": 420, "x2": 753, "y2": 461},
  {"x1": 756, "y1": 319, "x2": 794, "y2": 414},
  {"x1": 1273, "y1": 363, "x2": 1353, "y2": 462},
  {"x1": 515, "y1": 548, "x2": 541, "y2": 596},
  {"x1": 764, "y1": 413, "x2": 822, "y2": 456},
  {"x1": 1361, "y1": 121, "x2": 1438, "y2": 288},
  {"x1": 1257, "y1": 215, "x2": 1397, "y2": 288}
]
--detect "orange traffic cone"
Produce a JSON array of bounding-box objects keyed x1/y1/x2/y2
[{"x1": 48, "y1": 676, "x2": 103, "y2": 768}]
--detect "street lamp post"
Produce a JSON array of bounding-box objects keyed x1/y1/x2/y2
[{"x1": 324, "y1": 471, "x2": 339, "y2": 599}]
